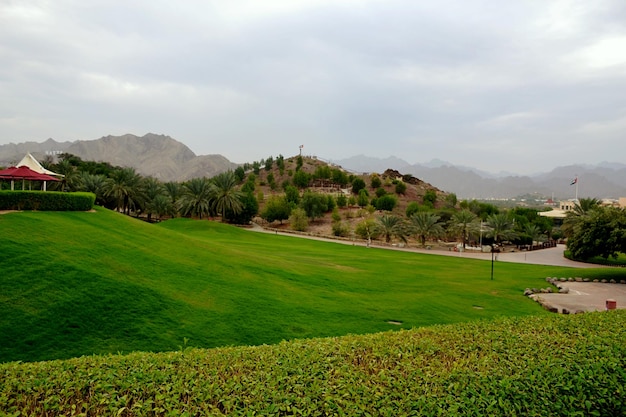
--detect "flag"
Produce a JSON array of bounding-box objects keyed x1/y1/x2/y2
[
  {"x1": 570, "y1": 177, "x2": 578, "y2": 185},
  {"x1": 299, "y1": 145, "x2": 304, "y2": 149}
]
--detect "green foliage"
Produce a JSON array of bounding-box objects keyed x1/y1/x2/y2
[
  {"x1": 357, "y1": 188, "x2": 369, "y2": 207},
  {"x1": 444, "y1": 193, "x2": 458, "y2": 208},
  {"x1": 225, "y1": 191, "x2": 258, "y2": 224},
  {"x1": 395, "y1": 181, "x2": 407, "y2": 195},
  {"x1": 331, "y1": 168, "x2": 349, "y2": 187},
  {"x1": 374, "y1": 194, "x2": 398, "y2": 211},
  {"x1": 567, "y1": 206, "x2": 626, "y2": 260},
  {"x1": 300, "y1": 191, "x2": 329, "y2": 220},
  {"x1": 313, "y1": 165, "x2": 331, "y2": 180},
  {"x1": 375, "y1": 187, "x2": 386, "y2": 197},
  {"x1": 336, "y1": 193, "x2": 347, "y2": 208},
  {"x1": 326, "y1": 194, "x2": 336, "y2": 212},
  {"x1": 409, "y1": 212, "x2": 444, "y2": 247},
  {"x1": 0, "y1": 191, "x2": 95, "y2": 211},
  {"x1": 355, "y1": 218, "x2": 378, "y2": 239},
  {"x1": 351, "y1": 177, "x2": 366, "y2": 194},
  {"x1": 293, "y1": 170, "x2": 310, "y2": 188},
  {"x1": 234, "y1": 166, "x2": 245, "y2": 182},
  {"x1": 2, "y1": 312, "x2": 624, "y2": 415},
  {"x1": 252, "y1": 161, "x2": 260, "y2": 175},
  {"x1": 261, "y1": 195, "x2": 292, "y2": 223},
  {"x1": 370, "y1": 174, "x2": 381, "y2": 189},
  {"x1": 374, "y1": 214, "x2": 407, "y2": 243},
  {"x1": 284, "y1": 185, "x2": 300, "y2": 205},
  {"x1": 264, "y1": 156, "x2": 274, "y2": 171},
  {"x1": 405, "y1": 201, "x2": 422, "y2": 217},
  {"x1": 423, "y1": 189, "x2": 437, "y2": 208},
  {"x1": 296, "y1": 155, "x2": 303, "y2": 171},
  {"x1": 289, "y1": 207, "x2": 308, "y2": 231}
]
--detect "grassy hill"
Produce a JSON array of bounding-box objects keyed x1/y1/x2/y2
[{"x1": 1, "y1": 208, "x2": 624, "y2": 363}]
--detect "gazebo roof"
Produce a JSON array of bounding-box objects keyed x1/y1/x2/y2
[
  {"x1": 16, "y1": 153, "x2": 63, "y2": 177},
  {"x1": 0, "y1": 165, "x2": 60, "y2": 182}
]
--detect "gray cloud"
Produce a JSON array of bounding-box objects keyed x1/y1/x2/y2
[{"x1": 1, "y1": 0, "x2": 625, "y2": 174}]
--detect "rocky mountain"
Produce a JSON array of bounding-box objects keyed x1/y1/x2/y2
[
  {"x1": 335, "y1": 156, "x2": 626, "y2": 200},
  {"x1": 0, "y1": 133, "x2": 237, "y2": 182}
]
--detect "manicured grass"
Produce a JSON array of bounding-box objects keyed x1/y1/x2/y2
[{"x1": 1, "y1": 207, "x2": 624, "y2": 363}]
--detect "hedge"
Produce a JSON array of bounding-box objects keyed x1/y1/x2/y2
[{"x1": 0, "y1": 191, "x2": 95, "y2": 211}]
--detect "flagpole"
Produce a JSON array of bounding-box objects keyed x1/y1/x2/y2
[{"x1": 575, "y1": 175, "x2": 579, "y2": 201}]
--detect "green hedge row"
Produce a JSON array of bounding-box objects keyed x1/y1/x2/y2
[
  {"x1": 0, "y1": 191, "x2": 95, "y2": 211},
  {"x1": 1, "y1": 311, "x2": 624, "y2": 416}
]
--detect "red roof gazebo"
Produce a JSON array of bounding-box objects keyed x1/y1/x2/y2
[{"x1": 0, "y1": 166, "x2": 60, "y2": 191}]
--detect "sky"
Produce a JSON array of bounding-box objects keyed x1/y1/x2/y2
[{"x1": 1, "y1": 0, "x2": 625, "y2": 174}]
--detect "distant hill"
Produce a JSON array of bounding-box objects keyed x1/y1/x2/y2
[
  {"x1": 0, "y1": 133, "x2": 237, "y2": 182},
  {"x1": 335, "y1": 156, "x2": 626, "y2": 200}
]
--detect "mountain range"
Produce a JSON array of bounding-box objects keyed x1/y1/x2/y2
[
  {"x1": 334, "y1": 155, "x2": 626, "y2": 200},
  {"x1": 1, "y1": 133, "x2": 624, "y2": 199}
]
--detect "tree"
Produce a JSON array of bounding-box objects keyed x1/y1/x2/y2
[
  {"x1": 141, "y1": 177, "x2": 166, "y2": 222},
  {"x1": 423, "y1": 189, "x2": 437, "y2": 209},
  {"x1": 374, "y1": 194, "x2": 397, "y2": 211},
  {"x1": 373, "y1": 215, "x2": 408, "y2": 244},
  {"x1": 351, "y1": 178, "x2": 366, "y2": 194},
  {"x1": 485, "y1": 213, "x2": 517, "y2": 245},
  {"x1": 289, "y1": 207, "x2": 308, "y2": 231},
  {"x1": 300, "y1": 191, "x2": 328, "y2": 221},
  {"x1": 331, "y1": 169, "x2": 349, "y2": 187},
  {"x1": 567, "y1": 206, "x2": 626, "y2": 260},
  {"x1": 264, "y1": 156, "x2": 274, "y2": 171},
  {"x1": 563, "y1": 198, "x2": 601, "y2": 237},
  {"x1": 449, "y1": 210, "x2": 479, "y2": 250},
  {"x1": 164, "y1": 182, "x2": 183, "y2": 209},
  {"x1": 104, "y1": 167, "x2": 143, "y2": 214},
  {"x1": 370, "y1": 175, "x2": 381, "y2": 189},
  {"x1": 211, "y1": 171, "x2": 244, "y2": 222},
  {"x1": 523, "y1": 223, "x2": 545, "y2": 248},
  {"x1": 261, "y1": 195, "x2": 292, "y2": 224},
  {"x1": 151, "y1": 194, "x2": 176, "y2": 221},
  {"x1": 178, "y1": 177, "x2": 214, "y2": 219},
  {"x1": 284, "y1": 185, "x2": 300, "y2": 205},
  {"x1": 76, "y1": 172, "x2": 109, "y2": 206},
  {"x1": 444, "y1": 193, "x2": 457, "y2": 209},
  {"x1": 357, "y1": 188, "x2": 369, "y2": 207},
  {"x1": 234, "y1": 166, "x2": 245, "y2": 182},
  {"x1": 293, "y1": 170, "x2": 310, "y2": 189},
  {"x1": 410, "y1": 212, "x2": 444, "y2": 247},
  {"x1": 225, "y1": 191, "x2": 258, "y2": 224},
  {"x1": 395, "y1": 181, "x2": 407, "y2": 195}
]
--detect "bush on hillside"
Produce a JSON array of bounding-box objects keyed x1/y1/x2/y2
[{"x1": 0, "y1": 191, "x2": 95, "y2": 211}]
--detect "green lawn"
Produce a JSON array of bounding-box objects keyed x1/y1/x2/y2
[{"x1": 1, "y1": 207, "x2": 624, "y2": 363}]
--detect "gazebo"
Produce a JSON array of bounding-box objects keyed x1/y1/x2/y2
[{"x1": 0, "y1": 160, "x2": 61, "y2": 191}]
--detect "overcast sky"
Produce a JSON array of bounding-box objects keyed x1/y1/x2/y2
[{"x1": 1, "y1": 1, "x2": 625, "y2": 174}]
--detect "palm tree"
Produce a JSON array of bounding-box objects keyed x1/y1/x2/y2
[
  {"x1": 485, "y1": 213, "x2": 517, "y2": 246},
  {"x1": 448, "y1": 210, "x2": 479, "y2": 249},
  {"x1": 141, "y1": 177, "x2": 167, "y2": 222},
  {"x1": 103, "y1": 167, "x2": 143, "y2": 214},
  {"x1": 563, "y1": 198, "x2": 600, "y2": 237},
  {"x1": 373, "y1": 214, "x2": 408, "y2": 244},
  {"x1": 523, "y1": 223, "x2": 544, "y2": 249},
  {"x1": 409, "y1": 212, "x2": 444, "y2": 247},
  {"x1": 211, "y1": 171, "x2": 244, "y2": 222},
  {"x1": 151, "y1": 194, "x2": 176, "y2": 221},
  {"x1": 178, "y1": 177, "x2": 215, "y2": 219},
  {"x1": 76, "y1": 172, "x2": 109, "y2": 206}
]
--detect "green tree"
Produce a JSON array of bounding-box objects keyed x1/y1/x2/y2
[
  {"x1": 211, "y1": 171, "x2": 244, "y2": 222},
  {"x1": 444, "y1": 193, "x2": 457, "y2": 209},
  {"x1": 104, "y1": 167, "x2": 143, "y2": 215},
  {"x1": 523, "y1": 223, "x2": 545, "y2": 249},
  {"x1": 164, "y1": 182, "x2": 183, "y2": 210},
  {"x1": 331, "y1": 169, "x2": 349, "y2": 187},
  {"x1": 225, "y1": 191, "x2": 258, "y2": 224},
  {"x1": 423, "y1": 189, "x2": 437, "y2": 209},
  {"x1": 336, "y1": 194, "x2": 347, "y2": 208},
  {"x1": 284, "y1": 185, "x2": 300, "y2": 205},
  {"x1": 357, "y1": 188, "x2": 369, "y2": 207},
  {"x1": 151, "y1": 194, "x2": 176, "y2": 221},
  {"x1": 234, "y1": 166, "x2": 245, "y2": 183},
  {"x1": 370, "y1": 175, "x2": 381, "y2": 189},
  {"x1": 76, "y1": 172, "x2": 109, "y2": 206},
  {"x1": 264, "y1": 156, "x2": 274, "y2": 171},
  {"x1": 141, "y1": 177, "x2": 166, "y2": 222},
  {"x1": 409, "y1": 212, "x2": 444, "y2": 247},
  {"x1": 566, "y1": 206, "x2": 626, "y2": 260},
  {"x1": 374, "y1": 215, "x2": 408, "y2": 244},
  {"x1": 351, "y1": 178, "x2": 366, "y2": 194},
  {"x1": 293, "y1": 170, "x2": 310, "y2": 189},
  {"x1": 395, "y1": 181, "x2": 407, "y2": 195},
  {"x1": 261, "y1": 195, "x2": 292, "y2": 224},
  {"x1": 449, "y1": 210, "x2": 479, "y2": 250},
  {"x1": 178, "y1": 177, "x2": 214, "y2": 219},
  {"x1": 485, "y1": 213, "x2": 517, "y2": 245},
  {"x1": 374, "y1": 194, "x2": 397, "y2": 211},
  {"x1": 300, "y1": 191, "x2": 328, "y2": 220},
  {"x1": 289, "y1": 207, "x2": 308, "y2": 231}
]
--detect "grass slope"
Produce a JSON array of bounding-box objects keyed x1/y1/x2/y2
[
  {"x1": 1, "y1": 208, "x2": 624, "y2": 363},
  {"x1": 1, "y1": 311, "x2": 624, "y2": 415}
]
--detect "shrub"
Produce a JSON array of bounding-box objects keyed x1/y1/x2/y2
[
  {"x1": 336, "y1": 194, "x2": 347, "y2": 208},
  {"x1": 395, "y1": 181, "x2": 407, "y2": 195},
  {"x1": 0, "y1": 191, "x2": 95, "y2": 211},
  {"x1": 374, "y1": 194, "x2": 398, "y2": 211},
  {"x1": 289, "y1": 208, "x2": 308, "y2": 231}
]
